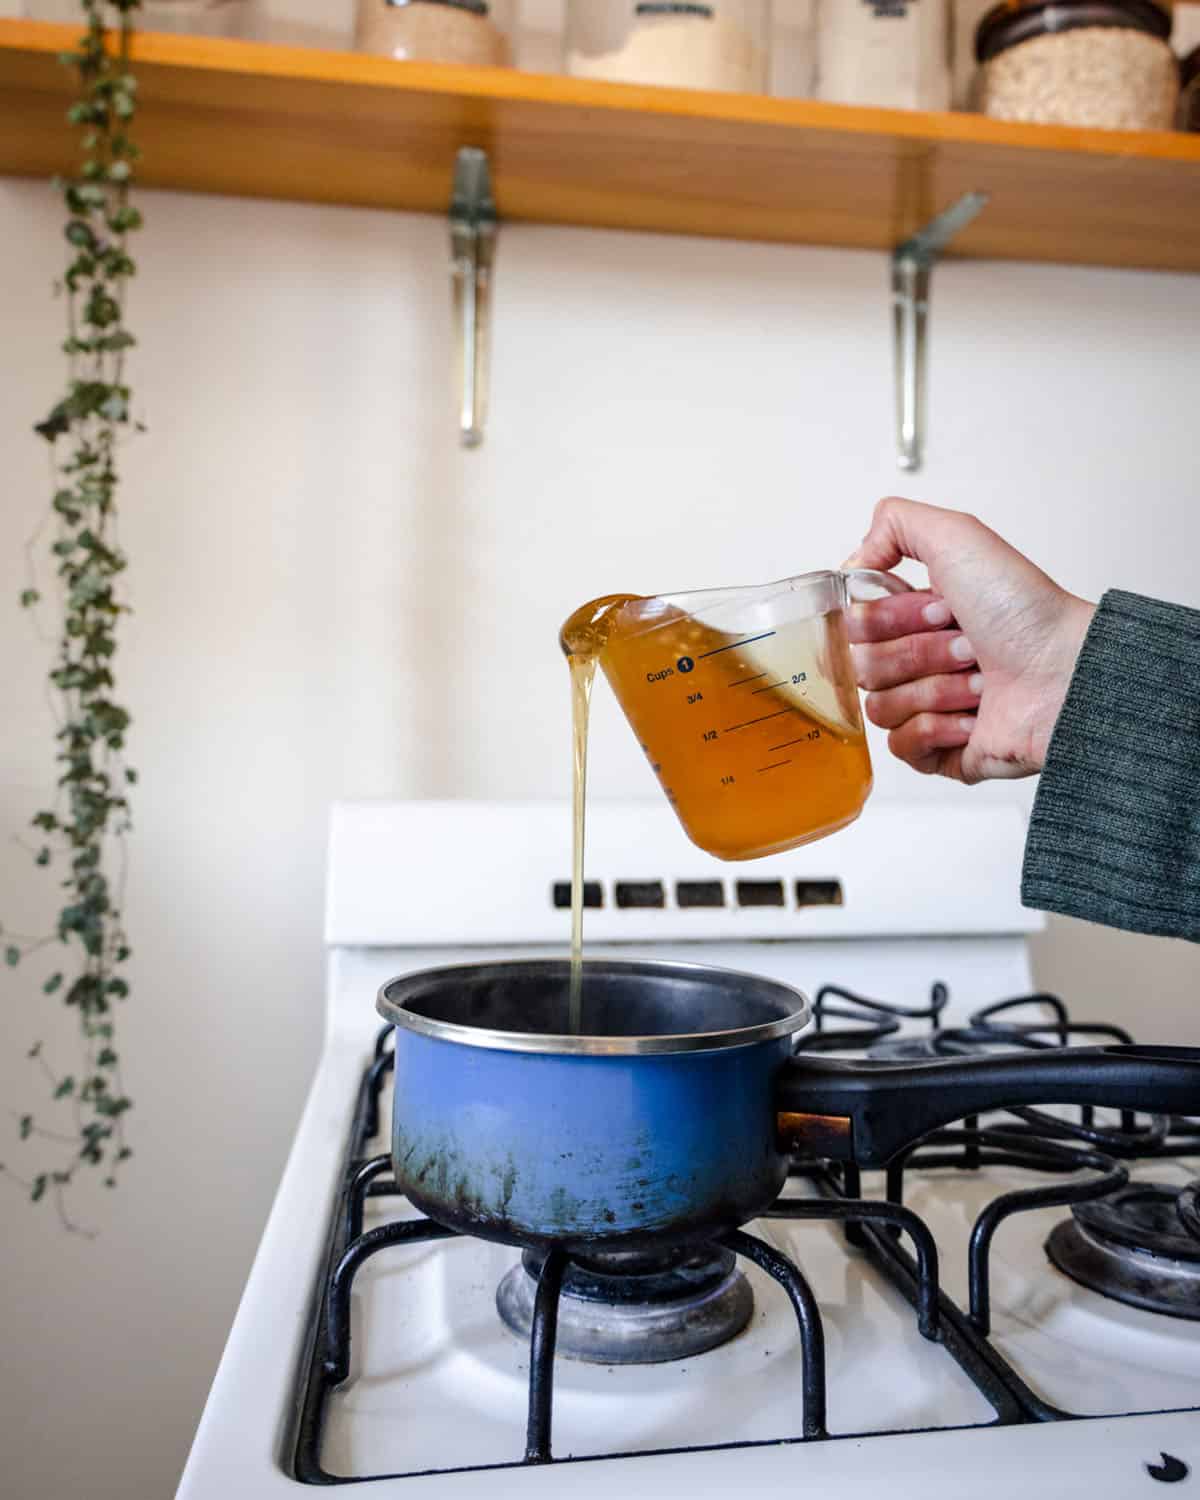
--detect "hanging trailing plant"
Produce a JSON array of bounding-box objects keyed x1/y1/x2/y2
[{"x1": 2, "y1": 0, "x2": 141, "y2": 1227}]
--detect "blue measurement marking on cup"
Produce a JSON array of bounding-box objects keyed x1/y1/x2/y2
[{"x1": 697, "y1": 630, "x2": 776, "y2": 660}]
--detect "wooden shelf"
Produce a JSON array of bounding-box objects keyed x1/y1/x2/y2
[{"x1": 3, "y1": 18, "x2": 1200, "y2": 271}]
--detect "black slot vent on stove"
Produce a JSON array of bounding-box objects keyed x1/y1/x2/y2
[
  {"x1": 615, "y1": 881, "x2": 666, "y2": 909},
  {"x1": 735, "y1": 879, "x2": 785, "y2": 908},
  {"x1": 795, "y1": 880, "x2": 844, "y2": 907},
  {"x1": 676, "y1": 880, "x2": 725, "y2": 909},
  {"x1": 552, "y1": 881, "x2": 603, "y2": 909}
]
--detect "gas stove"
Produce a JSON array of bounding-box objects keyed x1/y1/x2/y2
[{"x1": 177, "y1": 802, "x2": 1200, "y2": 1498}]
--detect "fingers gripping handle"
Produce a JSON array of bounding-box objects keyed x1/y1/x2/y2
[
  {"x1": 775, "y1": 1045, "x2": 1200, "y2": 1167},
  {"x1": 843, "y1": 568, "x2": 913, "y2": 602}
]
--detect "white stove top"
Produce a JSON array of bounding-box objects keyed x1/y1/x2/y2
[
  {"x1": 318, "y1": 1109, "x2": 1200, "y2": 1476},
  {"x1": 177, "y1": 803, "x2": 1200, "y2": 1498}
]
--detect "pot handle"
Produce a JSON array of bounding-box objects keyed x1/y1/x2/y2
[
  {"x1": 775, "y1": 1045, "x2": 1200, "y2": 1167},
  {"x1": 842, "y1": 568, "x2": 913, "y2": 602}
]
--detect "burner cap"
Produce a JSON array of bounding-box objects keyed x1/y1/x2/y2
[
  {"x1": 1076, "y1": 1182, "x2": 1200, "y2": 1261},
  {"x1": 496, "y1": 1246, "x2": 753, "y2": 1364},
  {"x1": 867, "y1": 1036, "x2": 945, "y2": 1061},
  {"x1": 1046, "y1": 1181, "x2": 1200, "y2": 1321}
]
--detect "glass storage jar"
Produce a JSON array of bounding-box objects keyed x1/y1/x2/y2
[
  {"x1": 975, "y1": 1, "x2": 1178, "y2": 129},
  {"x1": 952, "y1": 0, "x2": 997, "y2": 106},
  {"x1": 355, "y1": 0, "x2": 514, "y2": 66},
  {"x1": 1172, "y1": 1, "x2": 1200, "y2": 58},
  {"x1": 1181, "y1": 44, "x2": 1200, "y2": 127},
  {"x1": 816, "y1": 0, "x2": 952, "y2": 111},
  {"x1": 566, "y1": 1, "x2": 770, "y2": 94},
  {"x1": 771, "y1": 0, "x2": 818, "y2": 98}
]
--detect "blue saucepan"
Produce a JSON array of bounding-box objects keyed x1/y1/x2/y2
[{"x1": 376, "y1": 958, "x2": 1200, "y2": 1254}]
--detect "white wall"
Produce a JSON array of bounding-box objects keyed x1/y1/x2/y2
[{"x1": 1, "y1": 174, "x2": 1198, "y2": 1498}]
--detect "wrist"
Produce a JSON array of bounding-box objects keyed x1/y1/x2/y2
[{"x1": 1028, "y1": 595, "x2": 1096, "y2": 772}]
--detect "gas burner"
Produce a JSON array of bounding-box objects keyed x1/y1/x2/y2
[
  {"x1": 866, "y1": 1036, "x2": 946, "y2": 1061},
  {"x1": 865, "y1": 1025, "x2": 1017, "y2": 1062},
  {"x1": 1046, "y1": 1180, "x2": 1200, "y2": 1321},
  {"x1": 495, "y1": 1245, "x2": 753, "y2": 1364}
]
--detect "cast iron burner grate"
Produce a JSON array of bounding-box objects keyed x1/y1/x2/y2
[{"x1": 288, "y1": 991, "x2": 1200, "y2": 1484}]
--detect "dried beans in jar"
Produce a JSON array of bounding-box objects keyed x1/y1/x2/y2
[{"x1": 975, "y1": 0, "x2": 1178, "y2": 129}]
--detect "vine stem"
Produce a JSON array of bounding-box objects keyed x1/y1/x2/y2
[{"x1": 8, "y1": 0, "x2": 142, "y2": 1221}]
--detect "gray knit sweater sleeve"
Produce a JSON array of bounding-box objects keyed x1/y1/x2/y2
[{"x1": 1022, "y1": 589, "x2": 1200, "y2": 942}]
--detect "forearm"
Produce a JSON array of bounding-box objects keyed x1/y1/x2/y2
[{"x1": 1022, "y1": 590, "x2": 1200, "y2": 942}]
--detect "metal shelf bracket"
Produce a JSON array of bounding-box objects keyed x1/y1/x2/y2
[
  {"x1": 450, "y1": 146, "x2": 497, "y2": 449},
  {"x1": 892, "y1": 191, "x2": 988, "y2": 473}
]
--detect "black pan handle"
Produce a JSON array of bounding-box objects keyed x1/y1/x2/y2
[{"x1": 774, "y1": 1045, "x2": 1200, "y2": 1167}]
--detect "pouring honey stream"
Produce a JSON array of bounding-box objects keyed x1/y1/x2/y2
[
  {"x1": 561, "y1": 595, "x2": 635, "y2": 1034},
  {"x1": 561, "y1": 578, "x2": 877, "y2": 1033}
]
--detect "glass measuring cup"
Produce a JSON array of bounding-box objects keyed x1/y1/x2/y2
[{"x1": 560, "y1": 569, "x2": 910, "y2": 860}]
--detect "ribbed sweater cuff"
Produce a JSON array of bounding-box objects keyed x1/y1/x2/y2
[{"x1": 1022, "y1": 589, "x2": 1200, "y2": 941}]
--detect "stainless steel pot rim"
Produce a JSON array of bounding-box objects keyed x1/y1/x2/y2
[{"x1": 376, "y1": 957, "x2": 812, "y2": 1056}]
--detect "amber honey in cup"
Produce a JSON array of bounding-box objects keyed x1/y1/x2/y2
[{"x1": 560, "y1": 569, "x2": 908, "y2": 861}]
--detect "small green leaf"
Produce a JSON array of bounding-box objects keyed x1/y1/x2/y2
[
  {"x1": 30, "y1": 1174, "x2": 47, "y2": 1203},
  {"x1": 5, "y1": 946, "x2": 20, "y2": 967},
  {"x1": 34, "y1": 403, "x2": 71, "y2": 442},
  {"x1": 19, "y1": 1115, "x2": 32, "y2": 1140},
  {"x1": 35, "y1": 848, "x2": 51, "y2": 867},
  {"x1": 54, "y1": 1076, "x2": 75, "y2": 1099},
  {"x1": 43, "y1": 974, "x2": 63, "y2": 995},
  {"x1": 27, "y1": 1041, "x2": 42, "y2": 1060},
  {"x1": 19, "y1": 588, "x2": 40, "y2": 608}
]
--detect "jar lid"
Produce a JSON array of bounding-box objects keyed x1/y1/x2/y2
[
  {"x1": 385, "y1": 0, "x2": 490, "y2": 13},
  {"x1": 634, "y1": 3, "x2": 716, "y2": 15},
  {"x1": 976, "y1": 1, "x2": 1172, "y2": 63},
  {"x1": 1182, "y1": 42, "x2": 1200, "y2": 88}
]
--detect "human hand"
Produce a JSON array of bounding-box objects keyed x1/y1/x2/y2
[{"x1": 844, "y1": 498, "x2": 1095, "y2": 783}]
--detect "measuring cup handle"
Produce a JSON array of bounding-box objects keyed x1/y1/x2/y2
[{"x1": 842, "y1": 569, "x2": 913, "y2": 601}]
